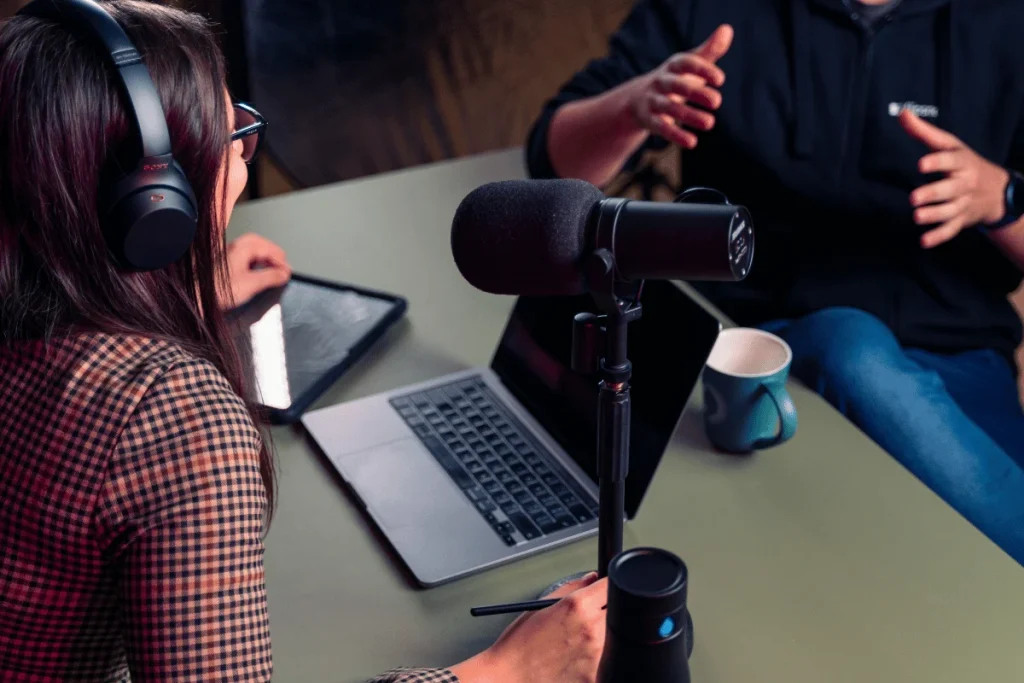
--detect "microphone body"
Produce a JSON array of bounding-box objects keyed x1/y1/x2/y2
[
  {"x1": 451, "y1": 179, "x2": 753, "y2": 296},
  {"x1": 598, "y1": 197, "x2": 751, "y2": 283},
  {"x1": 597, "y1": 547, "x2": 693, "y2": 683}
]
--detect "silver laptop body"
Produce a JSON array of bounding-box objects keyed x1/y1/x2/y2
[
  {"x1": 303, "y1": 367, "x2": 600, "y2": 586},
  {"x1": 302, "y1": 283, "x2": 721, "y2": 587}
]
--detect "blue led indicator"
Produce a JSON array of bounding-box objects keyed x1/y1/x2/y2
[{"x1": 658, "y1": 617, "x2": 675, "y2": 638}]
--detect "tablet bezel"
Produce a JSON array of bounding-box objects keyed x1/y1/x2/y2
[{"x1": 229, "y1": 272, "x2": 408, "y2": 424}]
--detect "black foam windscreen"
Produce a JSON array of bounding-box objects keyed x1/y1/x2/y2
[{"x1": 451, "y1": 179, "x2": 605, "y2": 296}]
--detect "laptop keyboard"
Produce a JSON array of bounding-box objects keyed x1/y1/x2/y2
[{"x1": 390, "y1": 377, "x2": 599, "y2": 547}]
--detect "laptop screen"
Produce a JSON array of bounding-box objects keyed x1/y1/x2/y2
[{"x1": 490, "y1": 281, "x2": 721, "y2": 518}]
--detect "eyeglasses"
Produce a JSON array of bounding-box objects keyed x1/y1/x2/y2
[{"x1": 231, "y1": 102, "x2": 267, "y2": 165}]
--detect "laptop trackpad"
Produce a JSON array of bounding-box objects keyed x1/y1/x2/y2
[{"x1": 340, "y1": 438, "x2": 470, "y2": 531}]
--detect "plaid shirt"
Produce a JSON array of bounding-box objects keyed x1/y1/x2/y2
[{"x1": 0, "y1": 333, "x2": 458, "y2": 683}]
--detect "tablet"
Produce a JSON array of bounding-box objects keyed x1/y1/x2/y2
[{"x1": 229, "y1": 273, "x2": 407, "y2": 424}]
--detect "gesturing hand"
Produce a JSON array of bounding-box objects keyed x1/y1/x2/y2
[
  {"x1": 901, "y1": 110, "x2": 1010, "y2": 248},
  {"x1": 630, "y1": 24, "x2": 734, "y2": 150},
  {"x1": 219, "y1": 233, "x2": 292, "y2": 310}
]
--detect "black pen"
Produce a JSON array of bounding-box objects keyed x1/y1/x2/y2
[{"x1": 470, "y1": 598, "x2": 559, "y2": 617}]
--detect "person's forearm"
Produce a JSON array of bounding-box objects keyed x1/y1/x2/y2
[
  {"x1": 986, "y1": 218, "x2": 1024, "y2": 271},
  {"x1": 547, "y1": 76, "x2": 652, "y2": 187}
]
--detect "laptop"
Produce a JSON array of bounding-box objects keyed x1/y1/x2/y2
[{"x1": 302, "y1": 280, "x2": 721, "y2": 586}]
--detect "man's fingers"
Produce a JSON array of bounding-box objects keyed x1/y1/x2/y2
[
  {"x1": 660, "y1": 75, "x2": 723, "y2": 110},
  {"x1": 921, "y1": 219, "x2": 965, "y2": 249},
  {"x1": 914, "y1": 197, "x2": 969, "y2": 226},
  {"x1": 899, "y1": 110, "x2": 961, "y2": 150},
  {"x1": 665, "y1": 54, "x2": 726, "y2": 88},
  {"x1": 692, "y1": 24, "x2": 734, "y2": 64},
  {"x1": 653, "y1": 95, "x2": 715, "y2": 131},
  {"x1": 910, "y1": 178, "x2": 964, "y2": 207},
  {"x1": 650, "y1": 114, "x2": 699, "y2": 149},
  {"x1": 919, "y1": 150, "x2": 963, "y2": 175},
  {"x1": 675, "y1": 107, "x2": 716, "y2": 132}
]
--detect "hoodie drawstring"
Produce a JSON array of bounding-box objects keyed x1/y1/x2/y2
[
  {"x1": 791, "y1": 0, "x2": 816, "y2": 158},
  {"x1": 936, "y1": 1, "x2": 956, "y2": 135}
]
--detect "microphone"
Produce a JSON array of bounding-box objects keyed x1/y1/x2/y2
[
  {"x1": 451, "y1": 179, "x2": 753, "y2": 296},
  {"x1": 598, "y1": 548, "x2": 694, "y2": 683}
]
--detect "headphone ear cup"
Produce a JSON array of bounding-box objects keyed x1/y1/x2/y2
[{"x1": 103, "y1": 161, "x2": 199, "y2": 271}]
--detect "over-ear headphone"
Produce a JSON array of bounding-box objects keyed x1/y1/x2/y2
[{"x1": 17, "y1": 0, "x2": 198, "y2": 271}]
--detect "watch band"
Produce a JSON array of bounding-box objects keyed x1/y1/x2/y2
[{"x1": 983, "y1": 170, "x2": 1024, "y2": 232}]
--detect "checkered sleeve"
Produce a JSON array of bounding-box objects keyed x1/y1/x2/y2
[
  {"x1": 95, "y1": 358, "x2": 272, "y2": 682},
  {"x1": 367, "y1": 669, "x2": 459, "y2": 683}
]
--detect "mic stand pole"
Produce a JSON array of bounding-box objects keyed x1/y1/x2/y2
[
  {"x1": 470, "y1": 256, "x2": 648, "y2": 615},
  {"x1": 574, "y1": 249, "x2": 643, "y2": 578}
]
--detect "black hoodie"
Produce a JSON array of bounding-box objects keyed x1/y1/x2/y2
[{"x1": 527, "y1": 0, "x2": 1024, "y2": 366}]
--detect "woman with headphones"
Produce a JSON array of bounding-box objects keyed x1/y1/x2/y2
[{"x1": 0, "y1": 1, "x2": 607, "y2": 681}]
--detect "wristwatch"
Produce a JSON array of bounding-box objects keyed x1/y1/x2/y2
[{"x1": 985, "y1": 169, "x2": 1024, "y2": 231}]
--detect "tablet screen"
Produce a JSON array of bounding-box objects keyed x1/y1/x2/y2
[{"x1": 231, "y1": 278, "x2": 401, "y2": 411}]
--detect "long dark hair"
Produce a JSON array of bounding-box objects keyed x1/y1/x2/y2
[{"x1": 0, "y1": 0, "x2": 275, "y2": 518}]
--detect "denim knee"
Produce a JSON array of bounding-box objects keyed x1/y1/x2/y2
[{"x1": 777, "y1": 307, "x2": 943, "y2": 411}]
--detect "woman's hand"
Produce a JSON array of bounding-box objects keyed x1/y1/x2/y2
[
  {"x1": 449, "y1": 573, "x2": 608, "y2": 683},
  {"x1": 219, "y1": 233, "x2": 292, "y2": 310}
]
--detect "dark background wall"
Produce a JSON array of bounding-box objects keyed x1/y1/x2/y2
[
  {"x1": 243, "y1": 0, "x2": 634, "y2": 187},
  {"x1": 1, "y1": 0, "x2": 640, "y2": 188}
]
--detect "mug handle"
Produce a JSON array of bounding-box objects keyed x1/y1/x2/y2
[{"x1": 753, "y1": 383, "x2": 798, "y2": 449}]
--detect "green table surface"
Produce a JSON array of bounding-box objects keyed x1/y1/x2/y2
[{"x1": 229, "y1": 149, "x2": 1024, "y2": 683}]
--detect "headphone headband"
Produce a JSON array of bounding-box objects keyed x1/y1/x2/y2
[{"x1": 18, "y1": 0, "x2": 173, "y2": 160}]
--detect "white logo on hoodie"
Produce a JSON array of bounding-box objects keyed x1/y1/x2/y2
[{"x1": 889, "y1": 102, "x2": 939, "y2": 118}]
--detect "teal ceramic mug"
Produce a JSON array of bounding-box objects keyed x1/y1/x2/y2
[{"x1": 702, "y1": 328, "x2": 798, "y2": 453}]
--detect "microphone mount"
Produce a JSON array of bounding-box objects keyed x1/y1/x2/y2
[{"x1": 573, "y1": 247, "x2": 643, "y2": 577}]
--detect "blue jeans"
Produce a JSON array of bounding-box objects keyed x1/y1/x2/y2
[{"x1": 760, "y1": 307, "x2": 1024, "y2": 566}]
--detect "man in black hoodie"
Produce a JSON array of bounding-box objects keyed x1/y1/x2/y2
[{"x1": 526, "y1": 0, "x2": 1024, "y2": 564}]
